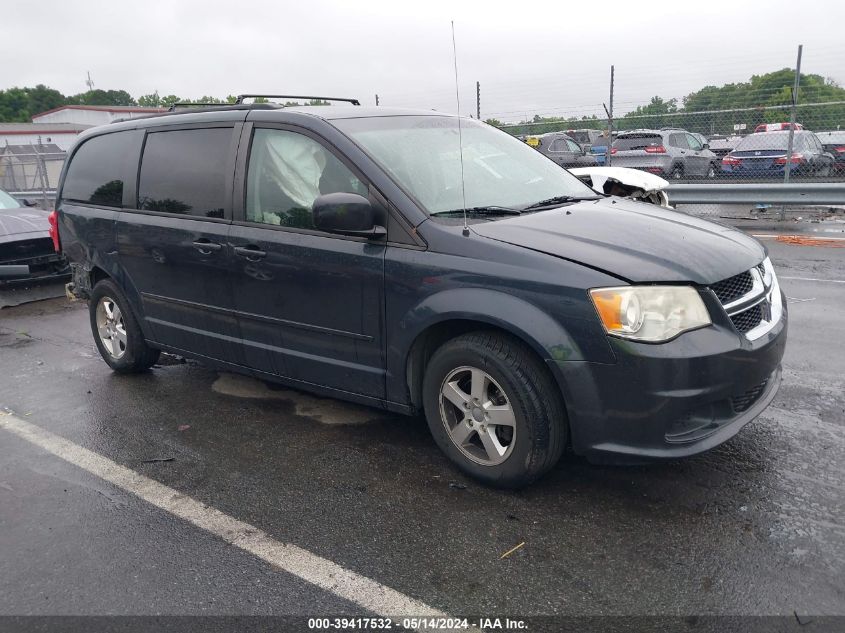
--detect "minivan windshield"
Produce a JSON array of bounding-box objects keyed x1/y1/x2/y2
[{"x1": 333, "y1": 116, "x2": 598, "y2": 215}]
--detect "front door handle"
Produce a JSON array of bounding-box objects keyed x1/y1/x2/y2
[
  {"x1": 192, "y1": 240, "x2": 222, "y2": 254},
  {"x1": 234, "y1": 245, "x2": 267, "y2": 261}
]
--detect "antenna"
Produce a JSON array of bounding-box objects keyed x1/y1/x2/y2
[
  {"x1": 451, "y1": 21, "x2": 469, "y2": 237},
  {"x1": 85, "y1": 71, "x2": 95, "y2": 91}
]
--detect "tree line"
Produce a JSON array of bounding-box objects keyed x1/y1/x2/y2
[
  {"x1": 487, "y1": 69, "x2": 845, "y2": 137},
  {"x1": 0, "y1": 86, "x2": 329, "y2": 122}
]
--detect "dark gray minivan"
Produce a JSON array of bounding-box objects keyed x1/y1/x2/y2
[{"x1": 51, "y1": 100, "x2": 787, "y2": 487}]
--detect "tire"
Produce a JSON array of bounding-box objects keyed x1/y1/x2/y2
[
  {"x1": 818, "y1": 162, "x2": 832, "y2": 178},
  {"x1": 89, "y1": 279, "x2": 160, "y2": 373},
  {"x1": 706, "y1": 164, "x2": 717, "y2": 179},
  {"x1": 670, "y1": 165, "x2": 684, "y2": 180},
  {"x1": 422, "y1": 331, "x2": 567, "y2": 488}
]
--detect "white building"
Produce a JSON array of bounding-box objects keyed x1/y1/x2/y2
[
  {"x1": 31, "y1": 105, "x2": 167, "y2": 127},
  {"x1": 0, "y1": 123, "x2": 91, "y2": 151}
]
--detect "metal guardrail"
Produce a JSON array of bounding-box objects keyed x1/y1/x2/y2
[
  {"x1": 8, "y1": 190, "x2": 57, "y2": 198},
  {"x1": 667, "y1": 183, "x2": 845, "y2": 205}
]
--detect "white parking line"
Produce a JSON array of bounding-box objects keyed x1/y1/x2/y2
[
  {"x1": 781, "y1": 276, "x2": 845, "y2": 284},
  {"x1": 0, "y1": 411, "x2": 465, "y2": 629}
]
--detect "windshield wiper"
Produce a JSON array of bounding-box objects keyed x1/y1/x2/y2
[
  {"x1": 521, "y1": 195, "x2": 600, "y2": 211},
  {"x1": 431, "y1": 206, "x2": 522, "y2": 216}
]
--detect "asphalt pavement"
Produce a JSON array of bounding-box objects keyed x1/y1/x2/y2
[{"x1": 0, "y1": 239, "x2": 843, "y2": 631}]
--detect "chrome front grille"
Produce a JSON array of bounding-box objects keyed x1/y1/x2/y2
[
  {"x1": 710, "y1": 259, "x2": 782, "y2": 341},
  {"x1": 730, "y1": 304, "x2": 763, "y2": 334},
  {"x1": 710, "y1": 271, "x2": 753, "y2": 304}
]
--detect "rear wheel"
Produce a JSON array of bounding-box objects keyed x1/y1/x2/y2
[
  {"x1": 422, "y1": 331, "x2": 567, "y2": 488},
  {"x1": 89, "y1": 279, "x2": 160, "y2": 373}
]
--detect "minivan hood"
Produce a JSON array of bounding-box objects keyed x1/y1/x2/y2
[{"x1": 471, "y1": 198, "x2": 765, "y2": 284}]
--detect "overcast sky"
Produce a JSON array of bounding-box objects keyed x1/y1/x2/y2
[{"x1": 5, "y1": 0, "x2": 844, "y2": 122}]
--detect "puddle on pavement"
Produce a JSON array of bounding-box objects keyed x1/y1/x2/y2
[{"x1": 211, "y1": 372, "x2": 386, "y2": 425}]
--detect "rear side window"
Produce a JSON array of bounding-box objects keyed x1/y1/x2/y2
[
  {"x1": 62, "y1": 131, "x2": 134, "y2": 207},
  {"x1": 138, "y1": 128, "x2": 232, "y2": 218},
  {"x1": 548, "y1": 138, "x2": 570, "y2": 152},
  {"x1": 668, "y1": 133, "x2": 688, "y2": 149},
  {"x1": 613, "y1": 134, "x2": 663, "y2": 151}
]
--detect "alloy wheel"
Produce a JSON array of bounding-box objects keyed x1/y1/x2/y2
[
  {"x1": 439, "y1": 366, "x2": 516, "y2": 466},
  {"x1": 95, "y1": 296, "x2": 127, "y2": 360}
]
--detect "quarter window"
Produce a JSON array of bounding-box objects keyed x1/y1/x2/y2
[
  {"x1": 62, "y1": 131, "x2": 135, "y2": 207},
  {"x1": 138, "y1": 128, "x2": 232, "y2": 218},
  {"x1": 246, "y1": 128, "x2": 367, "y2": 229}
]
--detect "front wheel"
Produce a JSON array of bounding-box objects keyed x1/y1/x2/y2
[
  {"x1": 706, "y1": 164, "x2": 717, "y2": 179},
  {"x1": 422, "y1": 331, "x2": 567, "y2": 488},
  {"x1": 670, "y1": 165, "x2": 684, "y2": 180},
  {"x1": 89, "y1": 279, "x2": 160, "y2": 373}
]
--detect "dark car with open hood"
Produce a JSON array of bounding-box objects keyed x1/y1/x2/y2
[
  {"x1": 0, "y1": 188, "x2": 69, "y2": 287},
  {"x1": 52, "y1": 96, "x2": 787, "y2": 487}
]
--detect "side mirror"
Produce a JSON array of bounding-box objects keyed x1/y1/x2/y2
[
  {"x1": 313, "y1": 192, "x2": 386, "y2": 238},
  {"x1": 702, "y1": 143, "x2": 710, "y2": 150}
]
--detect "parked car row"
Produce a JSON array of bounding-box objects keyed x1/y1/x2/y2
[{"x1": 521, "y1": 124, "x2": 843, "y2": 178}]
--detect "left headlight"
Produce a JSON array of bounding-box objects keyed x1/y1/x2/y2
[{"x1": 589, "y1": 285, "x2": 711, "y2": 343}]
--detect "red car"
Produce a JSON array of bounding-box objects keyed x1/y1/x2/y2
[{"x1": 754, "y1": 122, "x2": 804, "y2": 133}]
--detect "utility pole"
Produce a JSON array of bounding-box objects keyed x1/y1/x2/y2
[
  {"x1": 476, "y1": 81, "x2": 481, "y2": 120},
  {"x1": 783, "y1": 45, "x2": 802, "y2": 185},
  {"x1": 604, "y1": 65, "x2": 615, "y2": 167},
  {"x1": 375, "y1": 94, "x2": 379, "y2": 106}
]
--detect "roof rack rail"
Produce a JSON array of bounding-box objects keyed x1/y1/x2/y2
[
  {"x1": 235, "y1": 94, "x2": 361, "y2": 106},
  {"x1": 168, "y1": 102, "x2": 234, "y2": 111}
]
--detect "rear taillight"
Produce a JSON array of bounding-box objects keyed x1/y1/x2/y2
[
  {"x1": 774, "y1": 153, "x2": 805, "y2": 165},
  {"x1": 722, "y1": 155, "x2": 742, "y2": 167},
  {"x1": 48, "y1": 210, "x2": 60, "y2": 252},
  {"x1": 644, "y1": 145, "x2": 666, "y2": 154},
  {"x1": 610, "y1": 147, "x2": 618, "y2": 155},
  {"x1": 835, "y1": 147, "x2": 845, "y2": 154}
]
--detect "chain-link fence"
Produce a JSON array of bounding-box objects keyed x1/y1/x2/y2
[
  {"x1": 496, "y1": 101, "x2": 845, "y2": 184},
  {"x1": 0, "y1": 144, "x2": 65, "y2": 209}
]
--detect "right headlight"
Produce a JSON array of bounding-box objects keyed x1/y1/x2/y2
[{"x1": 589, "y1": 285, "x2": 711, "y2": 343}]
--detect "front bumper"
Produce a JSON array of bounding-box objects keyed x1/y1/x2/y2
[{"x1": 549, "y1": 295, "x2": 788, "y2": 460}]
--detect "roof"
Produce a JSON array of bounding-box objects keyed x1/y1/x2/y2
[
  {"x1": 283, "y1": 105, "x2": 455, "y2": 119},
  {"x1": 617, "y1": 128, "x2": 668, "y2": 135},
  {"x1": 0, "y1": 122, "x2": 91, "y2": 134},
  {"x1": 32, "y1": 105, "x2": 168, "y2": 119}
]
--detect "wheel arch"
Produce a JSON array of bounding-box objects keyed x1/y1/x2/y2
[{"x1": 395, "y1": 289, "x2": 585, "y2": 413}]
